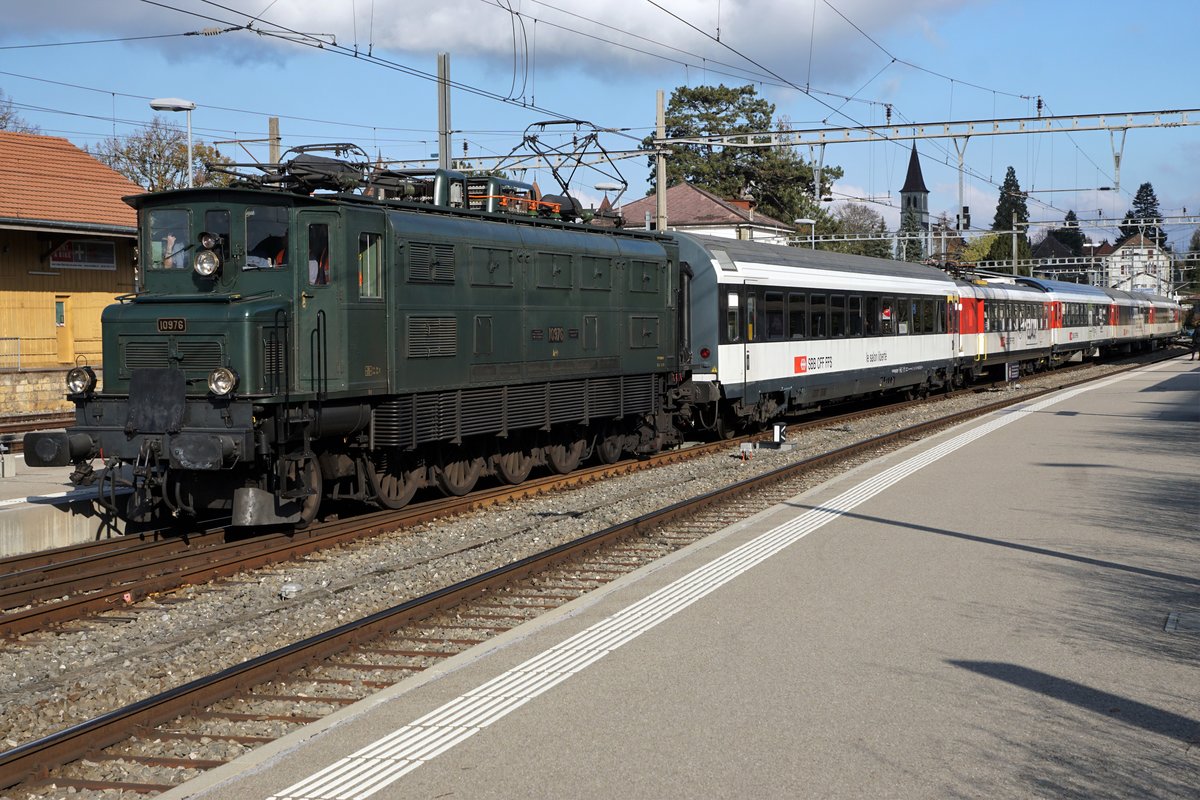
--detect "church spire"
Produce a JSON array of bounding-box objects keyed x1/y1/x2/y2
[{"x1": 901, "y1": 142, "x2": 928, "y2": 194}]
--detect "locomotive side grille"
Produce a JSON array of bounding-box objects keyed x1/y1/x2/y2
[
  {"x1": 506, "y1": 385, "x2": 546, "y2": 429},
  {"x1": 460, "y1": 387, "x2": 498, "y2": 437},
  {"x1": 549, "y1": 382, "x2": 586, "y2": 424},
  {"x1": 262, "y1": 337, "x2": 286, "y2": 392},
  {"x1": 370, "y1": 374, "x2": 659, "y2": 448},
  {"x1": 409, "y1": 242, "x2": 456, "y2": 283},
  {"x1": 406, "y1": 316, "x2": 458, "y2": 358},
  {"x1": 587, "y1": 381, "x2": 621, "y2": 417}
]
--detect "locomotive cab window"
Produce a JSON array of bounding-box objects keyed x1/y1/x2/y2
[
  {"x1": 307, "y1": 224, "x2": 329, "y2": 285},
  {"x1": 245, "y1": 206, "x2": 289, "y2": 269},
  {"x1": 148, "y1": 209, "x2": 190, "y2": 269},
  {"x1": 203, "y1": 210, "x2": 231, "y2": 264},
  {"x1": 359, "y1": 233, "x2": 383, "y2": 298}
]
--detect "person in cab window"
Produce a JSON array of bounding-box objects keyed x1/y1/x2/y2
[
  {"x1": 309, "y1": 247, "x2": 329, "y2": 285},
  {"x1": 164, "y1": 230, "x2": 187, "y2": 268}
]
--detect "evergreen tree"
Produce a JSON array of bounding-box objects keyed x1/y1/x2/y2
[
  {"x1": 643, "y1": 84, "x2": 841, "y2": 228},
  {"x1": 896, "y1": 207, "x2": 925, "y2": 262},
  {"x1": 1052, "y1": 210, "x2": 1086, "y2": 256},
  {"x1": 988, "y1": 166, "x2": 1031, "y2": 268},
  {"x1": 1118, "y1": 182, "x2": 1167, "y2": 249}
]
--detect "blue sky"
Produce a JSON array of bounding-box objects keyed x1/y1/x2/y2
[{"x1": 3, "y1": 0, "x2": 1198, "y2": 248}]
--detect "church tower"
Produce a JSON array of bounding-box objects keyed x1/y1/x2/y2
[{"x1": 899, "y1": 142, "x2": 930, "y2": 234}]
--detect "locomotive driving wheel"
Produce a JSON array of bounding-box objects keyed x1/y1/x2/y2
[
  {"x1": 596, "y1": 425, "x2": 625, "y2": 464},
  {"x1": 435, "y1": 446, "x2": 484, "y2": 496},
  {"x1": 492, "y1": 435, "x2": 535, "y2": 485},
  {"x1": 545, "y1": 427, "x2": 586, "y2": 474},
  {"x1": 366, "y1": 449, "x2": 424, "y2": 509}
]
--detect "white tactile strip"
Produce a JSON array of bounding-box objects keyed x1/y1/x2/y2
[{"x1": 269, "y1": 368, "x2": 1154, "y2": 800}]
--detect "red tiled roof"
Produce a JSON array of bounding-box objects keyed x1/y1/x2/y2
[
  {"x1": 621, "y1": 183, "x2": 792, "y2": 229},
  {"x1": 0, "y1": 130, "x2": 142, "y2": 230}
]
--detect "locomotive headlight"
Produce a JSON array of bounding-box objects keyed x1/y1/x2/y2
[
  {"x1": 199, "y1": 231, "x2": 220, "y2": 250},
  {"x1": 66, "y1": 366, "x2": 97, "y2": 395},
  {"x1": 194, "y1": 249, "x2": 221, "y2": 277},
  {"x1": 207, "y1": 367, "x2": 238, "y2": 397}
]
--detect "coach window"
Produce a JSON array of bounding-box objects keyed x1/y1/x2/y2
[
  {"x1": 880, "y1": 297, "x2": 894, "y2": 335},
  {"x1": 920, "y1": 298, "x2": 935, "y2": 334},
  {"x1": 848, "y1": 296, "x2": 863, "y2": 336},
  {"x1": 788, "y1": 292, "x2": 806, "y2": 339},
  {"x1": 148, "y1": 209, "x2": 190, "y2": 269},
  {"x1": 936, "y1": 298, "x2": 947, "y2": 333},
  {"x1": 863, "y1": 296, "x2": 879, "y2": 336},
  {"x1": 246, "y1": 206, "x2": 289, "y2": 269},
  {"x1": 829, "y1": 294, "x2": 846, "y2": 337},
  {"x1": 359, "y1": 232, "x2": 383, "y2": 298},
  {"x1": 746, "y1": 292, "x2": 758, "y2": 341},
  {"x1": 724, "y1": 289, "x2": 741, "y2": 343},
  {"x1": 765, "y1": 291, "x2": 785, "y2": 340},
  {"x1": 809, "y1": 293, "x2": 828, "y2": 338},
  {"x1": 895, "y1": 296, "x2": 911, "y2": 335}
]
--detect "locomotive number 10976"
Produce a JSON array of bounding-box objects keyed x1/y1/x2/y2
[{"x1": 157, "y1": 318, "x2": 186, "y2": 332}]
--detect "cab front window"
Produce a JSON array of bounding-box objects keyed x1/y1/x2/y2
[
  {"x1": 148, "y1": 209, "x2": 190, "y2": 269},
  {"x1": 245, "y1": 206, "x2": 289, "y2": 269}
]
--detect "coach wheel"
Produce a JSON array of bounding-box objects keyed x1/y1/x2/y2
[
  {"x1": 713, "y1": 407, "x2": 737, "y2": 440},
  {"x1": 285, "y1": 457, "x2": 323, "y2": 528},
  {"x1": 435, "y1": 447, "x2": 484, "y2": 496},
  {"x1": 597, "y1": 426, "x2": 625, "y2": 464},
  {"x1": 493, "y1": 436, "x2": 535, "y2": 485},
  {"x1": 545, "y1": 429, "x2": 586, "y2": 474},
  {"x1": 366, "y1": 449, "x2": 423, "y2": 509}
]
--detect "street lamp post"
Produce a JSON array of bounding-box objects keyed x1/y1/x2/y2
[
  {"x1": 795, "y1": 218, "x2": 815, "y2": 250},
  {"x1": 149, "y1": 97, "x2": 197, "y2": 187}
]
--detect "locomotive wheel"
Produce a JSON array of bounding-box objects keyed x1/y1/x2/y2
[
  {"x1": 286, "y1": 457, "x2": 323, "y2": 529},
  {"x1": 493, "y1": 437, "x2": 535, "y2": 485},
  {"x1": 436, "y1": 449, "x2": 484, "y2": 496},
  {"x1": 366, "y1": 450, "x2": 423, "y2": 509},
  {"x1": 597, "y1": 427, "x2": 625, "y2": 465},
  {"x1": 545, "y1": 431, "x2": 586, "y2": 474},
  {"x1": 713, "y1": 408, "x2": 737, "y2": 440}
]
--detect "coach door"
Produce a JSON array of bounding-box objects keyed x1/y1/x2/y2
[{"x1": 296, "y1": 211, "x2": 346, "y2": 396}]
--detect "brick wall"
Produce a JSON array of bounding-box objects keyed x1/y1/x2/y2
[{"x1": 0, "y1": 368, "x2": 76, "y2": 417}]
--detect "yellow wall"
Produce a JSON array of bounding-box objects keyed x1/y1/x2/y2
[{"x1": 0, "y1": 228, "x2": 135, "y2": 368}]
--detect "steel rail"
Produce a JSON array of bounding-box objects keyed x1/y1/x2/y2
[{"x1": 2, "y1": 355, "x2": 1174, "y2": 791}]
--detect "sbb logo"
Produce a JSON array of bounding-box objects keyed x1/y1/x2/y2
[{"x1": 794, "y1": 356, "x2": 808, "y2": 374}]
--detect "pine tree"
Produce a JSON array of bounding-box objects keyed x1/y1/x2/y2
[
  {"x1": 988, "y1": 166, "x2": 1031, "y2": 268},
  {"x1": 1052, "y1": 210, "x2": 1086, "y2": 256},
  {"x1": 896, "y1": 207, "x2": 925, "y2": 262},
  {"x1": 1118, "y1": 182, "x2": 1167, "y2": 249}
]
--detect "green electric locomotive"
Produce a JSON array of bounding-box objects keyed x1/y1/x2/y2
[{"x1": 26, "y1": 149, "x2": 687, "y2": 526}]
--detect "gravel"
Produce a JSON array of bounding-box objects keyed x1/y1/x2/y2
[{"x1": 0, "y1": 354, "x2": 1173, "y2": 752}]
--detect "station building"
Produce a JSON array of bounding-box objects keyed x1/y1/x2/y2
[{"x1": 0, "y1": 130, "x2": 141, "y2": 415}]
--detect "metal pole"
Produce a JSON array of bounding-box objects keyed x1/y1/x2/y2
[
  {"x1": 655, "y1": 90, "x2": 667, "y2": 231},
  {"x1": 1012, "y1": 211, "x2": 1018, "y2": 273},
  {"x1": 437, "y1": 53, "x2": 452, "y2": 171},
  {"x1": 186, "y1": 108, "x2": 193, "y2": 188}
]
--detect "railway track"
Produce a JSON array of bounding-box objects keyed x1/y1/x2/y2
[
  {"x1": 0, "y1": 380, "x2": 969, "y2": 638},
  {"x1": 0, "y1": 414, "x2": 73, "y2": 455},
  {"x1": 1, "y1": 353, "x2": 1179, "y2": 796}
]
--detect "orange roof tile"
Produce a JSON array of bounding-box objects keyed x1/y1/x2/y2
[{"x1": 0, "y1": 130, "x2": 143, "y2": 230}]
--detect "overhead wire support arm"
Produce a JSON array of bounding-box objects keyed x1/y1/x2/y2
[{"x1": 651, "y1": 108, "x2": 1200, "y2": 148}]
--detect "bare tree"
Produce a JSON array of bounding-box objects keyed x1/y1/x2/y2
[
  {"x1": 90, "y1": 116, "x2": 232, "y2": 191},
  {"x1": 0, "y1": 88, "x2": 40, "y2": 133}
]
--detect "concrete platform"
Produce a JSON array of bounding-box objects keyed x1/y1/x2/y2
[
  {"x1": 147, "y1": 358, "x2": 1199, "y2": 799},
  {"x1": 0, "y1": 454, "x2": 120, "y2": 557}
]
